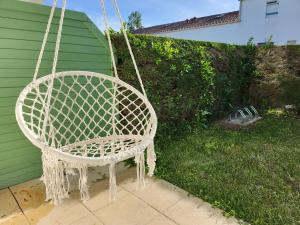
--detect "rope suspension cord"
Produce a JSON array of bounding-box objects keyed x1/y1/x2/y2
[
  {"x1": 99, "y1": 0, "x2": 118, "y2": 157},
  {"x1": 111, "y1": 0, "x2": 148, "y2": 98},
  {"x1": 42, "y1": 0, "x2": 67, "y2": 142},
  {"x1": 110, "y1": 0, "x2": 156, "y2": 181},
  {"x1": 100, "y1": 0, "x2": 118, "y2": 79},
  {"x1": 33, "y1": 0, "x2": 58, "y2": 81},
  {"x1": 99, "y1": 1, "x2": 118, "y2": 198}
]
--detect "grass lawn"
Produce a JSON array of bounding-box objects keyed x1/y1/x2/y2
[{"x1": 156, "y1": 114, "x2": 300, "y2": 225}]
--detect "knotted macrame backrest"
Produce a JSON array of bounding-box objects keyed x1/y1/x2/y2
[
  {"x1": 15, "y1": 0, "x2": 156, "y2": 150},
  {"x1": 18, "y1": 71, "x2": 156, "y2": 150}
]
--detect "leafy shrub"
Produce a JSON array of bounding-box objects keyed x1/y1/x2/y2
[
  {"x1": 111, "y1": 34, "x2": 257, "y2": 138},
  {"x1": 250, "y1": 45, "x2": 300, "y2": 113}
]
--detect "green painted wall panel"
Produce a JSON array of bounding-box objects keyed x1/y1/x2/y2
[
  {"x1": 0, "y1": 139, "x2": 35, "y2": 152},
  {"x1": 0, "y1": 168, "x2": 42, "y2": 189},
  {"x1": 0, "y1": 0, "x2": 111, "y2": 189},
  {"x1": 0, "y1": 68, "x2": 112, "y2": 78},
  {"x1": 0, "y1": 39, "x2": 106, "y2": 54},
  {"x1": 0, "y1": 124, "x2": 19, "y2": 135},
  {"x1": 0, "y1": 59, "x2": 110, "y2": 71},
  {"x1": 0, "y1": 9, "x2": 89, "y2": 28},
  {"x1": 0, "y1": 28, "x2": 102, "y2": 46},
  {"x1": 0, "y1": 146, "x2": 38, "y2": 161},
  {"x1": 0, "y1": 49, "x2": 107, "y2": 62},
  {"x1": 0, "y1": 19, "x2": 92, "y2": 38},
  {"x1": 0, "y1": 1, "x2": 88, "y2": 21}
]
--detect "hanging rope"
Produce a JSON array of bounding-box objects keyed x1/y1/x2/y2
[
  {"x1": 41, "y1": 0, "x2": 67, "y2": 141},
  {"x1": 111, "y1": 0, "x2": 148, "y2": 98},
  {"x1": 33, "y1": 0, "x2": 58, "y2": 81},
  {"x1": 99, "y1": 0, "x2": 118, "y2": 147},
  {"x1": 51, "y1": 0, "x2": 67, "y2": 76},
  {"x1": 100, "y1": 0, "x2": 119, "y2": 79}
]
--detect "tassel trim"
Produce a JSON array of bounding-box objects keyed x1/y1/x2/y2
[{"x1": 147, "y1": 142, "x2": 156, "y2": 177}]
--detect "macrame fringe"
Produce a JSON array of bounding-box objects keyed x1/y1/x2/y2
[
  {"x1": 40, "y1": 146, "x2": 155, "y2": 204},
  {"x1": 77, "y1": 165, "x2": 90, "y2": 202},
  {"x1": 109, "y1": 163, "x2": 117, "y2": 201},
  {"x1": 147, "y1": 142, "x2": 156, "y2": 177},
  {"x1": 135, "y1": 152, "x2": 145, "y2": 189},
  {"x1": 40, "y1": 149, "x2": 69, "y2": 205}
]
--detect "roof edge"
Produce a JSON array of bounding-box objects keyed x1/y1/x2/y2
[{"x1": 134, "y1": 11, "x2": 240, "y2": 35}]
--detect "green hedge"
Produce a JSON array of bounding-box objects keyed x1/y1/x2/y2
[
  {"x1": 112, "y1": 34, "x2": 256, "y2": 137},
  {"x1": 250, "y1": 45, "x2": 300, "y2": 115}
]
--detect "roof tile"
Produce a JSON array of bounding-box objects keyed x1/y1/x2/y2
[{"x1": 134, "y1": 11, "x2": 240, "y2": 34}]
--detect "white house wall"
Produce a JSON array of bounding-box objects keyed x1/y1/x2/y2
[
  {"x1": 157, "y1": 23, "x2": 243, "y2": 44},
  {"x1": 275, "y1": 0, "x2": 300, "y2": 45},
  {"x1": 154, "y1": 0, "x2": 300, "y2": 45}
]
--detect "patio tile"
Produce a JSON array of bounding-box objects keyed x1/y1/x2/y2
[
  {"x1": 0, "y1": 188, "x2": 20, "y2": 220},
  {"x1": 10, "y1": 179, "x2": 46, "y2": 211},
  {"x1": 25, "y1": 200, "x2": 92, "y2": 225},
  {"x1": 66, "y1": 214, "x2": 104, "y2": 225},
  {"x1": 122, "y1": 177, "x2": 188, "y2": 212},
  {"x1": 145, "y1": 214, "x2": 177, "y2": 225},
  {"x1": 119, "y1": 167, "x2": 157, "y2": 190},
  {"x1": 83, "y1": 179, "x2": 128, "y2": 212},
  {"x1": 9, "y1": 178, "x2": 94, "y2": 225},
  {"x1": 0, "y1": 213, "x2": 30, "y2": 225},
  {"x1": 1, "y1": 167, "x2": 242, "y2": 225},
  {"x1": 164, "y1": 196, "x2": 239, "y2": 225},
  {"x1": 94, "y1": 192, "x2": 161, "y2": 225}
]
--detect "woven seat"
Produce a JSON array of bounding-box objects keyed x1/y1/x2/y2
[
  {"x1": 60, "y1": 136, "x2": 148, "y2": 162},
  {"x1": 16, "y1": 71, "x2": 156, "y2": 158},
  {"x1": 16, "y1": 71, "x2": 156, "y2": 167}
]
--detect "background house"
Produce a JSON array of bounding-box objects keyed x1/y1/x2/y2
[{"x1": 135, "y1": 0, "x2": 300, "y2": 45}]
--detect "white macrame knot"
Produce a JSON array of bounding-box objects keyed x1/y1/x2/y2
[
  {"x1": 41, "y1": 149, "x2": 70, "y2": 205},
  {"x1": 147, "y1": 142, "x2": 156, "y2": 177},
  {"x1": 109, "y1": 163, "x2": 117, "y2": 202},
  {"x1": 77, "y1": 164, "x2": 90, "y2": 202},
  {"x1": 135, "y1": 152, "x2": 146, "y2": 189}
]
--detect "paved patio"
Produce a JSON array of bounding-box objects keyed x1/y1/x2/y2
[{"x1": 0, "y1": 167, "x2": 240, "y2": 225}]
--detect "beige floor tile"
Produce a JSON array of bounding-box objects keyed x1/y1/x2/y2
[
  {"x1": 1, "y1": 167, "x2": 241, "y2": 225},
  {"x1": 117, "y1": 167, "x2": 139, "y2": 185},
  {"x1": 0, "y1": 189, "x2": 21, "y2": 219},
  {"x1": 65, "y1": 215, "x2": 104, "y2": 225},
  {"x1": 10, "y1": 179, "x2": 46, "y2": 212},
  {"x1": 164, "y1": 196, "x2": 239, "y2": 225},
  {"x1": 25, "y1": 200, "x2": 93, "y2": 225},
  {"x1": 0, "y1": 213, "x2": 30, "y2": 225},
  {"x1": 89, "y1": 163, "x2": 130, "y2": 182},
  {"x1": 8, "y1": 175, "x2": 95, "y2": 225},
  {"x1": 145, "y1": 214, "x2": 177, "y2": 225},
  {"x1": 94, "y1": 192, "x2": 161, "y2": 225},
  {"x1": 83, "y1": 179, "x2": 128, "y2": 212},
  {"x1": 119, "y1": 168, "x2": 157, "y2": 191},
  {"x1": 122, "y1": 178, "x2": 188, "y2": 212}
]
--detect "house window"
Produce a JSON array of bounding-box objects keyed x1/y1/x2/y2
[{"x1": 266, "y1": 1, "x2": 279, "y2": 16}]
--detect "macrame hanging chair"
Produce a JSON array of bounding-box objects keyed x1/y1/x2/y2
[{"x1": 15, "y1": 0, "x2": 157, "y2": 205}]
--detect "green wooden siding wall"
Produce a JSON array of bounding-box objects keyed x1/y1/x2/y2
[{"x1": 0, "y1": 0, "x2": 111, "y2": 189}]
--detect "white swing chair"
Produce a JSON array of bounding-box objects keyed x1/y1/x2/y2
[{"x1": 15, "y1": 0, "x2": 157, "y2": 205}]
